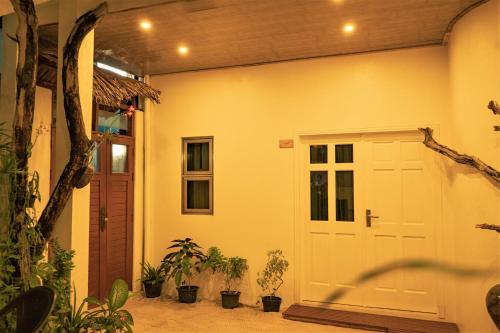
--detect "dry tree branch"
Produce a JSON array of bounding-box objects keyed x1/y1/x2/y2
[
  {"x1": 10, "y1": 0, "x2": 39, "y2": 288},
  {"x1": 488, "y1": 100, "x2": 499, "y2": 115},
  {"x1": 475, "y1": 224, "x2": 500, "y2": 233},
  {"x1": 418, "y1": 127, "x2": 500, "y2": 184},
  {"x1": 37, "y1": 2, "x2": 108, "y2": 253}
]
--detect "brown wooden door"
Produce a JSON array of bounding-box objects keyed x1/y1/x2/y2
[{"x1": 89, "y1": 134, "x2": 134, "y2": 299}]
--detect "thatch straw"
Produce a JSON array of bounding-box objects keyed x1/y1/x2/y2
[
  {"x1": 37, "y1": 48, "x2": 161, "y2": 107},
  {"x1": 93, "y1": 67, "x2": 160, "y2": 106}
]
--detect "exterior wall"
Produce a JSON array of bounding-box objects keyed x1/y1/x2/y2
[
  {"x1": 447, "y1": 1, "x2": 500, "y2": 332},
  {"x1": 149, "y1": 46, "x2": 452, "y2": 307}
]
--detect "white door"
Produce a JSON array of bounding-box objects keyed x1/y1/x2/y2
[{"x1": 301, "y1": 131, "x2": 440, "y2": 314}]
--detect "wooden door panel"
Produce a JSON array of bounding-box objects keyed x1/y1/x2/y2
[
  {"x1": 88, "y1": 178, "x2": 102, "y2": 299},
  {"x1": 106, "y1": 137, "x2": 134, "y2": 290},
  {"x1": 89, "y1": 133, "x2": 134, "y2": 299}
]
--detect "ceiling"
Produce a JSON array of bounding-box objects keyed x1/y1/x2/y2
[
  {"x1": 0, "y1": 0, "x2": 50, "y2": 17},
  {"x1": 39, "y1": 0, "x2": 485, "y2": 76}
]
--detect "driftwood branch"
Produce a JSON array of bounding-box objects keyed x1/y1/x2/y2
[
  {"x1": 418, "y1": 127, "x2": 500, "y2": 184},
  {"x1": 488, "y1": 100, "x2": 499, "y2": 115},
  {"x1": 475, "y1": 224, "x2": 500, "y2": 233},
  {"x1": 10, "y1": 0, "x2": 39, "y2": 287},
  {"x1": 37, "y1": 3, "x2": 108, "y2": 250}
]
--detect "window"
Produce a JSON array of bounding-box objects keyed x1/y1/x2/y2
[
  {"x1": 309, "y1": 143, "x2": 355, "y2": 223},
  {"x1": 182, "y1": 137, "x2": 213, "y2": 214}
]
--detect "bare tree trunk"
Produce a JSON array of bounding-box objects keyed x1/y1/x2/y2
[
  {"x1": 10, "y1": 0, "x2": 39, "y2": 288},
  {"x1": 36, "y1": 3, "x2": 108, "y2": 254}
]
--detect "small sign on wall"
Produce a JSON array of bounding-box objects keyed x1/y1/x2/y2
[{"x1": 279, "y1": 139, "x2": 294, "y2": 148}]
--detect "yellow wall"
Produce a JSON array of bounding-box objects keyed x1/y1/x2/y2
[
  {"x1": 31, "y1": 87, "x2": 53, "y2": 213},
  {"x1": 149, "y1": 45, "x2": 452, "y2": 306},
  {"x1": 447, "y1": 1, "x2": 500, "y2": 332}
]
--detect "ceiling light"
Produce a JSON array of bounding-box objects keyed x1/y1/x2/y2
[
  {"x1": 140, "y1": 20, "x2": 152, "y2": 30},
  {"x1": 177, "y1": 45, "x2": 189, "y2": 56},
  {"x1": 343, "y1": 23, "x2": 355, "y2": 33}
]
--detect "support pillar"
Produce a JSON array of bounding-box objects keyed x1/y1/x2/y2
[{"x1": 53, "y1": 0, "x2": 99, "y2": 302}]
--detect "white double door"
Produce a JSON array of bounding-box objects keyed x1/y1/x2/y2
[{"x1": 301, "y1": 131, "x2": 440, "y2": 314}]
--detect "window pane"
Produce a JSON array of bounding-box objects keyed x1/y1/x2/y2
[
  {"x1": 112, "y1": 144, "x2": 128, "y2": 173},
  {"x1": 91, "y1": 148, "x2": 100, "y2": 172},
  {"x1": 336, "y1": 171, "x2": 354, "y2": 221},
  {"x1": 335, "y1": 144, "x2": 353, "y2": 163},
  {"x1": 187, "y1": 142, "x2": 210, "y2": 171},
  {"x1": 310, "y1": 145, "x2": 327, "y2": 164},
  {"x1": 187, "y1": 179, "x2": 210, "y2": 209},
  {"x1": 97, "y1": 108, "x2": 129, "y2": 135},
  {"x1": 310, "y1": 171, "x2": 328, "y2": 221}
]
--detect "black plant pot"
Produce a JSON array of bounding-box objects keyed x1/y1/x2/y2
[
  {"x1": 262, "y1": 296, "x2": 282, "y2": 312},
  {"x1": 221, "y1": 291, "x2": 241, "y2": 309},
  {"x1": 486, "y1": 284, "x2": 500, "y2": 330},
  {"x1": 143, "y1": 281, "x2": 163, "y2": 298},
  {"x1": 177, "y1": 285, "x2": 199, "y2": 303}
]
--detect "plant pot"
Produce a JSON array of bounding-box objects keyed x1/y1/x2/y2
[
  {"x1": 221, "y1": 291, "x2": 241, "y2": 309},
  {"x1": 262, "y1": 296, "x2": 282, "y2": 312},
  {"x1": 177, "y1": 285, "x2": 199, "y2": 303},
  {"x1": 486, "y1": 284, "x2": 500, "y2": 330},
  {"x1": 143, "y1": 281, "x2": 163, "y2": 298}
]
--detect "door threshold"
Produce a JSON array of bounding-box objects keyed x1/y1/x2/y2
[{"x1": 283, "y1": 304, "x2": 459, "y2": 333}]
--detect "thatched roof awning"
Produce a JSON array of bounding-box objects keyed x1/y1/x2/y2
[
  {"x1": 93, "y1": 67, "x2": 160, "y2": 106},
  {"x1": 37, "y1": 49, "x2": 161, "y2": 107}
]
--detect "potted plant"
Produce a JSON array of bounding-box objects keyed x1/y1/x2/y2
[
  {"x1": 140, "y1": 262, "x2": 165, "y2": 298},
  {"x1": 220, "y1": 256, "x2": 248, "y2": 309},
  {"x1": 162, "y1": 238, "x2": 206, "y2": 303},
  {"x1": 257, "y1": 249, "x2": 289, "y2": 312},
  {"x1": 204, "y1": 247, "x2": 248, "y2": 309}
]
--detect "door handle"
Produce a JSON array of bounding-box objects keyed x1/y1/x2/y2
[
  {"x1": 100, "y1": 207, "x2": 108, "y2": 232},
  {"x1": 366, "y1": 209, "x2": 379, "y2": 227}
]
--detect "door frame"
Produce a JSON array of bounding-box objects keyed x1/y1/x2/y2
[{"x1": 292, "y1": 125, "x2": 448, "y2": 321}]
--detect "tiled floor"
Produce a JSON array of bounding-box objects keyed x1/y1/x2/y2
[{"x1": 124, "y1": 296, "x2": 370, "y2": 333}]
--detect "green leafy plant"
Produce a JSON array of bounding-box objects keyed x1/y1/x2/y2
[
  {"x1": 257, "y1": 249, "x2": 289, "y2": 297},
  {"x1": 83, "y1": 279, "x2": 133, "y2": 332},
  {"x1": 204, "y1": 247, "x2": 248, "y2": 293},
  {"x1": 46, "y1": 279, "x2": 133, "y2": 333},
  {"x1": 203, "y1": 246, "x2": 224, "y2": 273},
  {"x1": 221, "y1": 257, "x2": 248, "y2": 294},
  {"x1": 162, "y1": 238, "x2": 206, "y2": 287},
  {"x1": 140, "y1": 262, "x2": 166, "y2": 285}
]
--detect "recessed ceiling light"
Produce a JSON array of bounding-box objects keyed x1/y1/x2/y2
[
  {"x1": 331, "y1": 0, "x2": 344, "y2": 4},
  {"x1": 177, "y1": 45, "x2": 189, "y2": 56},
  {"x1": 140, "y1": 20, "x2": 152, "y2": 30},
  {"x1": 343, "y1": 23, "x2": 355, "y2": 33}
]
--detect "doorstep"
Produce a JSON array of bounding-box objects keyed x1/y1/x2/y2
[{"x1": 282, "y1": 304, "x2": 459, "y2": 333}]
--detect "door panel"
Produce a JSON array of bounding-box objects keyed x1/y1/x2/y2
[
  {"x1": 365, "y1": 133, "x2": 437, "y2": 313},
  {"x1": 301, "y1": 132, "x2": 439, "y2": 314},
  {"x1": 89, "y1": 134, "x2": 134, "y2": 300}
]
